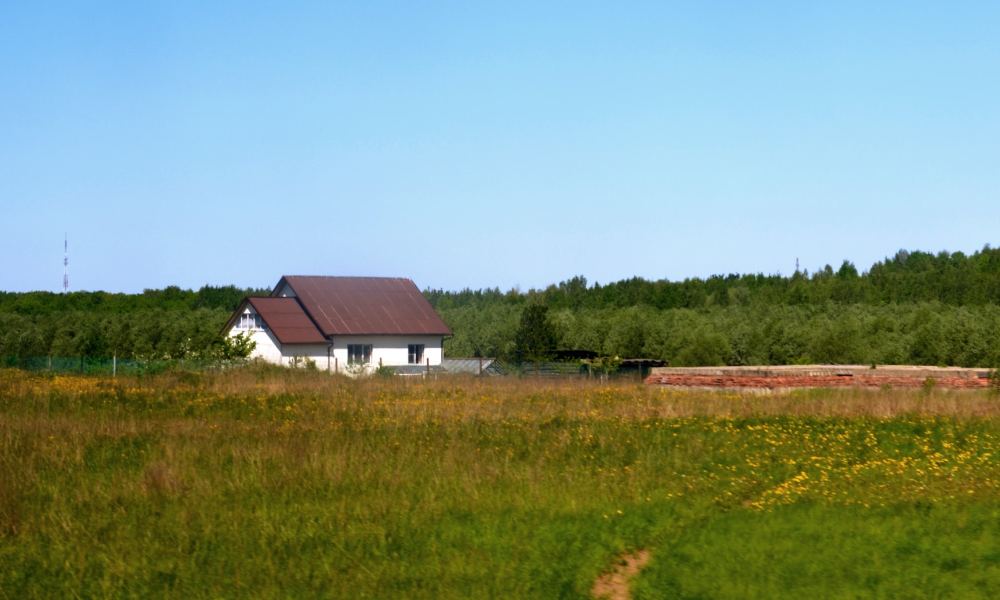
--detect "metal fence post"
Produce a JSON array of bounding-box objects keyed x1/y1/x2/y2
[{"x1": 113, "y1": 355, "x2": 117, "y2": 378}]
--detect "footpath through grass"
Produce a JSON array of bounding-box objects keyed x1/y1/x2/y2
[{"x1": 3, "y1": 367, "x2": 1000, "y2": 598}]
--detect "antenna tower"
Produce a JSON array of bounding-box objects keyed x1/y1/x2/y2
[
  {"x1": 795, "y1": 257, "x2": 800, "y2": 273},
  {"x1": 63, "y1": 234, "x2": 69, "y2": 294}
]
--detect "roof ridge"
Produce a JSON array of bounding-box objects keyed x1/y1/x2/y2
[{"x1": 283, "y1": 275, "x2": 414, "y2": 281}]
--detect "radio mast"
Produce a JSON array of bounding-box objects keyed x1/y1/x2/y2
[{"x1": 63, "y1": 234, "x2": 69, "y2": 294}]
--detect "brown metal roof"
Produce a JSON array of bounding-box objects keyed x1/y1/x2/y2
[
  {"x1": 246, "y1": 297, "x2": 328, "y2": 344},
  {"x1": 273, "y1": 276, "x2": 453, "y2": 337}
]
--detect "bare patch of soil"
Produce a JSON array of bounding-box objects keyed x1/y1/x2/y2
[{"x1": 592, "y1": 550, "x2": 651, "y2": 600}]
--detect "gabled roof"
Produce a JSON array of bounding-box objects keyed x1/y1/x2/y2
[
  {"x1": 247, "y1": 297, "x2": 327, "y2": 344},
  {"x1": 272, "y1": 276, "x2": 453, "y2": 336},
  {"x1": 221, "y1": 297, "x2": 327, "y2": 344}
]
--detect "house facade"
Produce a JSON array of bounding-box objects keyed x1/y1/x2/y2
[{"x1": 222, "y1": 276, "x2": 452, "y2": 372}]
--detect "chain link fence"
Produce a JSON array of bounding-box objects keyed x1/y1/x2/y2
[
  {"x1": 2, "y1": 356, "x2": 656, "y2": 380},
  {"x1": 1, "y1": 356, "x2": 247, "y2": 376}
]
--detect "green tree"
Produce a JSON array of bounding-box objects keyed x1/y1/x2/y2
[
  {"x1": 672, "y1": 329, "x2": 731, "y2": 367},
  {"x1": 514, "y1": 304, "x2": 558, "y2": 364},
  {"x1": 604, "y1": 307, "x2": 647, "y2": 359},
  {"x1": 813, "y1": 314, "x2": 865, "y2": 364},
  {"x1": 221, "y1": 332, "x2": 257, "y2": 360},
  {"x1": 909, "y1": 308, "x2": 945, "y2": 366}
]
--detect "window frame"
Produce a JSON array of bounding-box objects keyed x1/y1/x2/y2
[
  {"x1": 408, "y1": 344, "x2": 425, "y2": 364},
  {"x1": 347, "y1": 344, "x2": 373, "y2": 365},
  {"x1": 235, "y1": 311, "x2": 267, "y2": 331}
]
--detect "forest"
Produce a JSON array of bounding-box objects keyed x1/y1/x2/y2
[{"x1": 2, "y1": 247, "x2": 1000, "y2": 367}]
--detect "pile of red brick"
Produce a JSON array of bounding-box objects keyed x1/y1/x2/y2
[
  {"x1": 644, "y1": 365, "x2": 993, "y2": 391},
  {"x1": 644, "y1": 373, "x2": 990, "y2": 390}
]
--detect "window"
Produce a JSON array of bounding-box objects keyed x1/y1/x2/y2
[
  {"x1": 408, "y1": 344, "x2": 425, "y2": 364},
  {"x1": 235, "y1": 312, "x2": 266, "y2": 331},
  {"x1": 348, "y1": 344, "x2": 373, "y2": 365}
]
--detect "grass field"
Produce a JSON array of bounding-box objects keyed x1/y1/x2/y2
[{"x1": 3, "y1": 367, "x2": 1000, "y2": 598}]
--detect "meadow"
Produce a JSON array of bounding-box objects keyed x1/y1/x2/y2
[{"x1": 3, "y1": 367, "x2": 1000, "y2": 598}]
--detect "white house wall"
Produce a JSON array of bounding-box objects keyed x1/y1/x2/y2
[
  {"x1": 330, "y1": 335, "x2": 443, "y2": 372},
  {"x1": 229, "y1": 307, "x2": 444, "y2": 372},
  {"x1": 280, "y1": 344, "x2": 331, "y2": 367},
  {"x1": 274, "y1": 337, "x2": 444, "y2": 372}
]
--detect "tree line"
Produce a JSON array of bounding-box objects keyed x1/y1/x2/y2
[
  {"x1": 426, "y1": 247, "x2": 1000, "y2": 312},
  {"x1": 0, "y1": 284, "x2": 269, "y2": 315},
  {"x1": 442, "y1": 301, "x2": 1000, "y2": 368},
  {"x1": 432, "y1": 246, "x2": 1000, "y2": 367},
  {"x1": 0, "y1": 286, "x2": 267, "y2": 360},
  {"x1": 2, "y1": 248, "x2": 1000, "y2": 366}
]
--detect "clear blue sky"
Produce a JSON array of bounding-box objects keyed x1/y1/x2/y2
[{"x1": 2, "y1": 1, "x2": 998, "y2": 294}]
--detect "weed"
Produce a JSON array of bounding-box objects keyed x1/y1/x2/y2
[{"x1": 374, "y1": 364, "x2": 396, "y2": 379}]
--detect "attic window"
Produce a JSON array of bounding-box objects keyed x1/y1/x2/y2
[
  {"x1": 235, "y1": 313, "x2": 267, "y2": 331},
  {"x1": 348, "y1": 344, "x2": 372, "y2": 365}
]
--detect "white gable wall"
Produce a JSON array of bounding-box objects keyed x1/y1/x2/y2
[
  {"x1": 229, "y1": 324, "x2": 328, "y2": 367},
  {"x1": 227, "y1": 305, "x2": 324, "y2": 365},
  {"x1": 228, "y1": 306, "x2": 282, "y2": 363}
]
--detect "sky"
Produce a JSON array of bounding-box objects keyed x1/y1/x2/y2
[{"x1": 2, "y1": 1, "x2": 998, "y2": 294}]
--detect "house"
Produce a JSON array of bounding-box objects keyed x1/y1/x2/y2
[{"x1": 222, "y1": 276, "x2": 452, "y2": 372}]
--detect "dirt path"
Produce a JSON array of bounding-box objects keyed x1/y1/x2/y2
[{"x1": 592, "y1": 550, "x2": 651, "y2": 600}]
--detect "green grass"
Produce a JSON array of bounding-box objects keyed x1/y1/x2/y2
[
  {"x1": 3, "y1": 368, "x2": 1000, "y2": 598},
  {"x1": 636, "y1": 503, "x2": 1000, "y2": 599}
]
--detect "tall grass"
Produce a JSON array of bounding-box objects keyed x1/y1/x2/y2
[{"x1": 3, "y1": 367, "x2": 1000, "y2": 598}]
